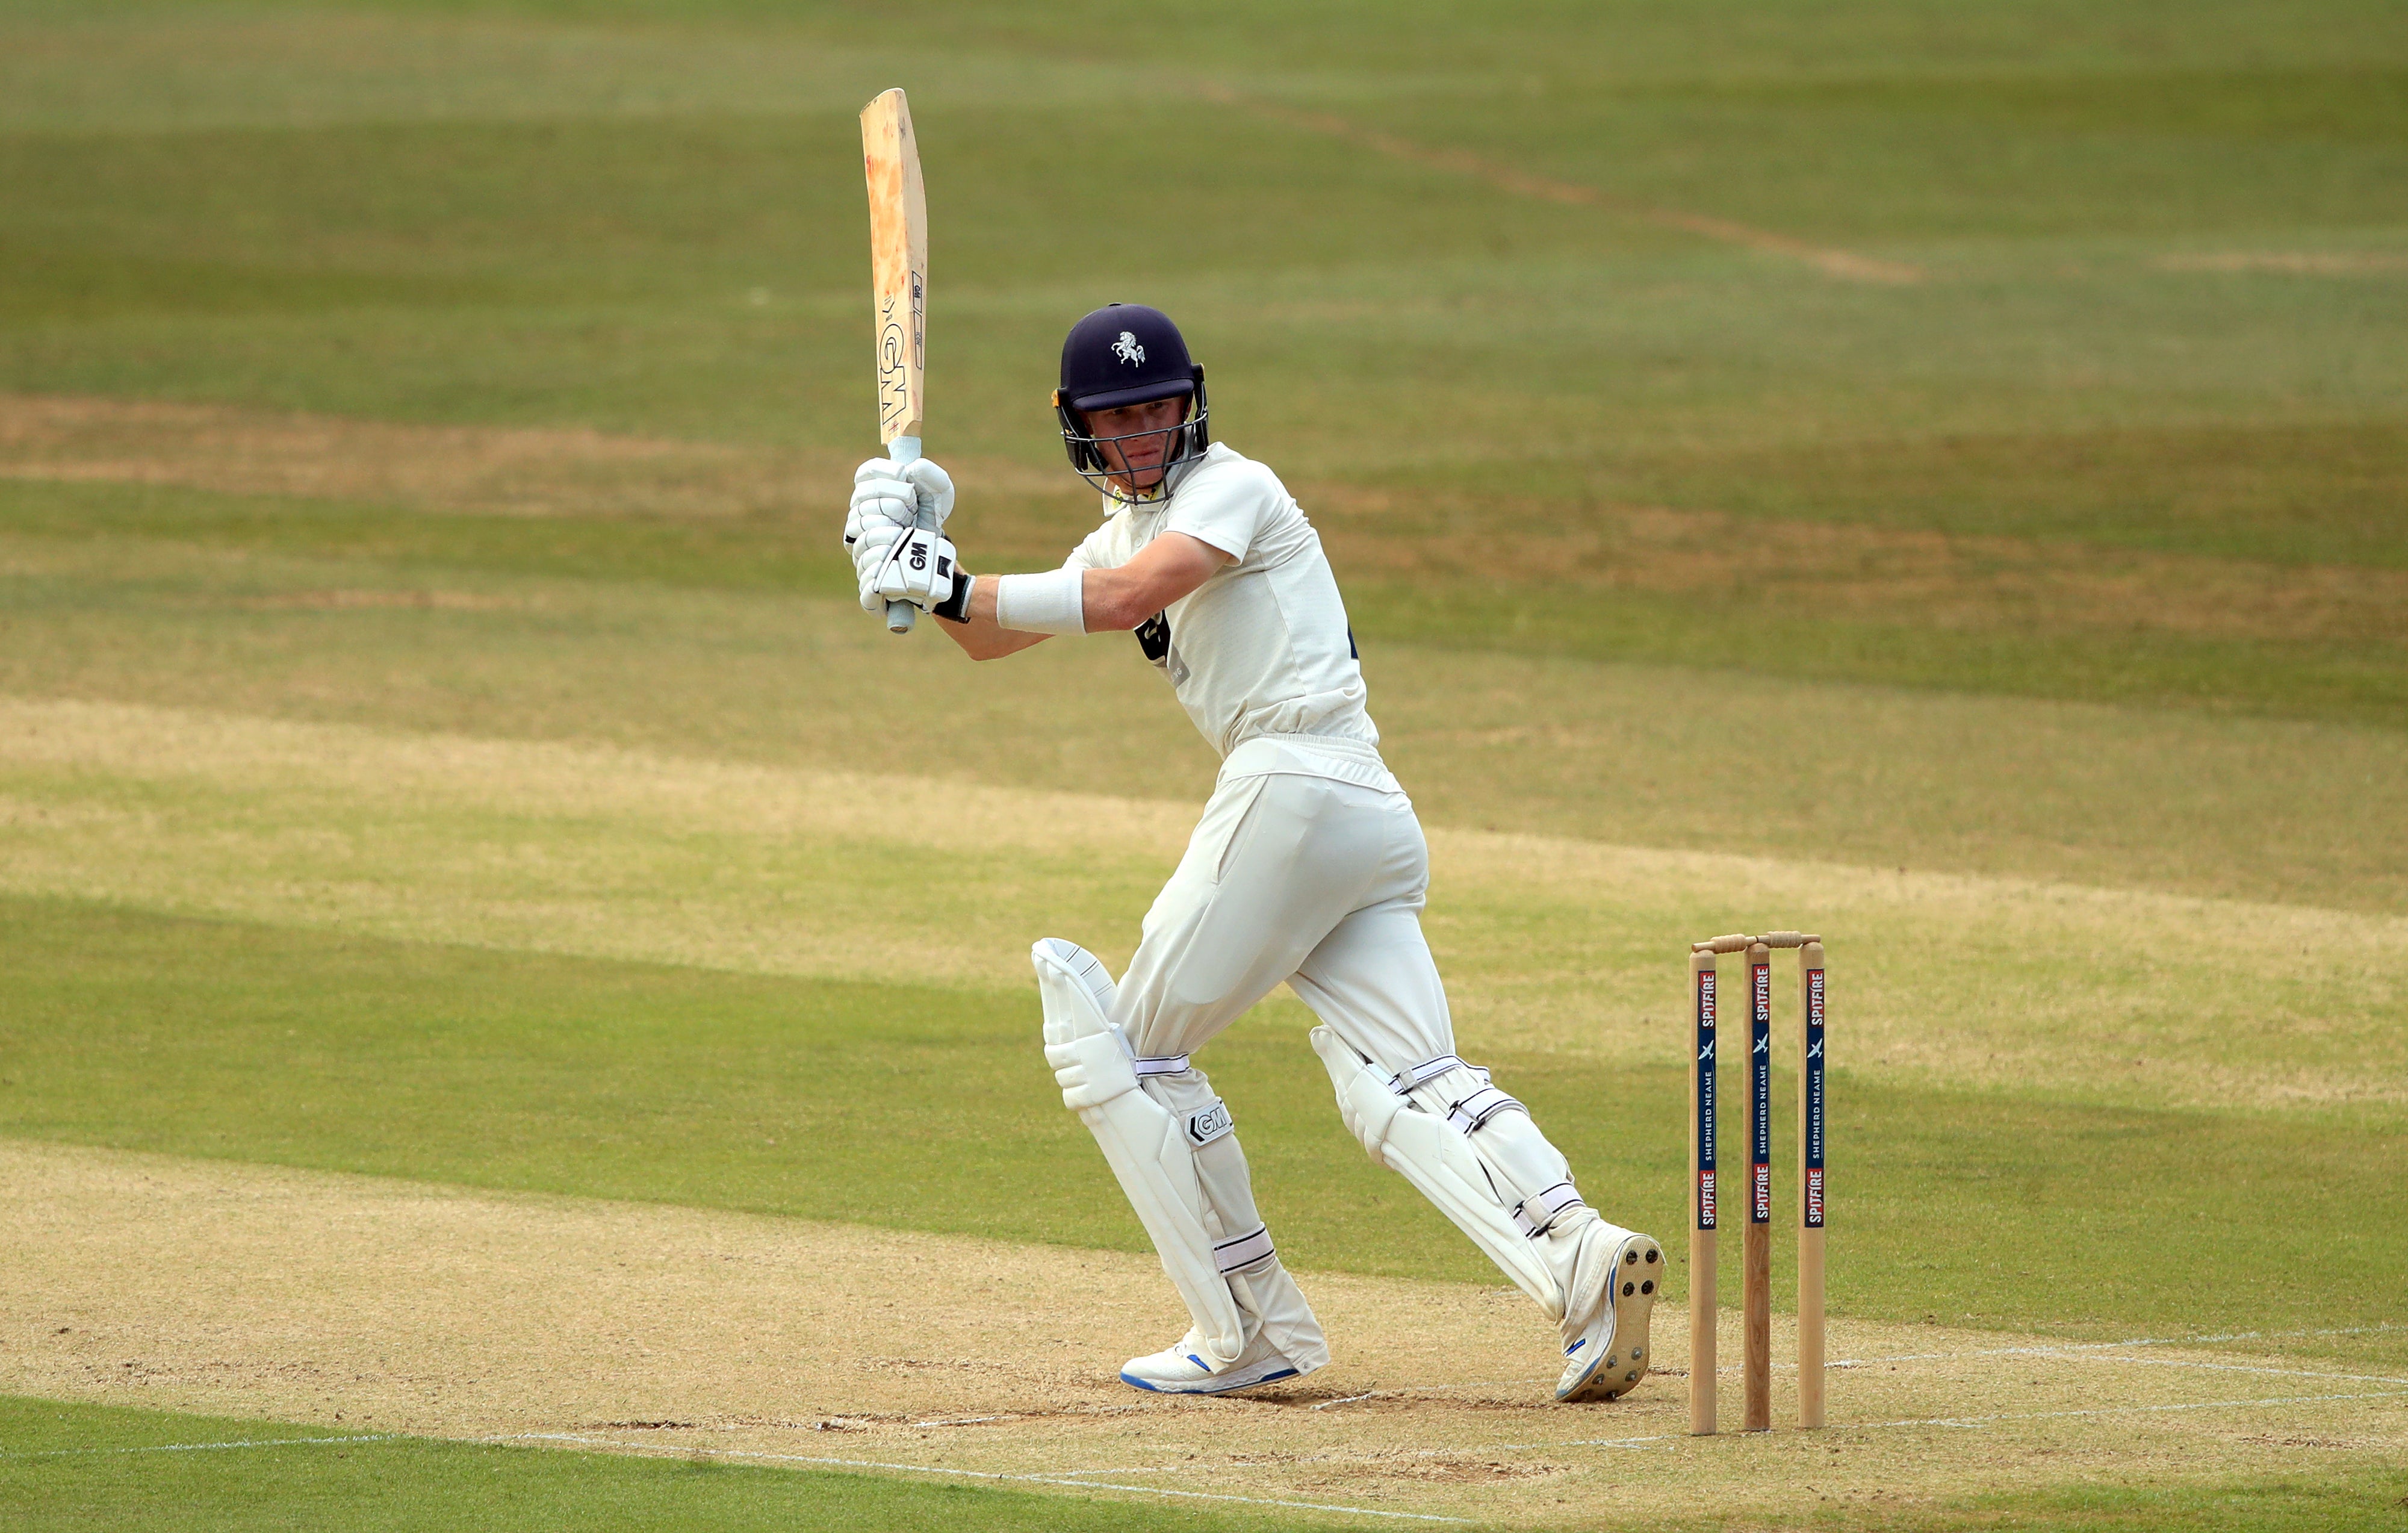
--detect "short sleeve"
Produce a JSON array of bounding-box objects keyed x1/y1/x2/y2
[
  {"x1": 1165, "y1": 461, "x2": 1276, "y2": 564},
  {"x1": 1062, "y1": 521, "x2": 1116, "y2": 573}
]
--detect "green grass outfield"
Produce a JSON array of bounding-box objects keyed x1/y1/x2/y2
[
  {"x1": 5, "y1": 1, "x2": 2404, "y2": 730},
  {"x1": 2, "y1": 0, "x2": 2404, "y2": 1528},
  {"x1": 0, "y1": 1396, "x2": 1303, "y2": 1533}
]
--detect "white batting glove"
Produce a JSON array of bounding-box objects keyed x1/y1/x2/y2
[
  {"x1": 847, "y1": 455, "x2": 961, "y2": 617},
  {"x1": 849, "y1": 509, "x2": 908, "y2": 612},
  {"x1": 847, "y1": 456, "x2": 954, "y2": 533},
  {"x1": 848, "y1": 460, "x2": 915, "y2": 541},
  {"x1": 873, "y1": 527, "x2": 959, "y2": 612},
  {"x1": 898, "y1": 456, "x2": 954, "y2": 530}
]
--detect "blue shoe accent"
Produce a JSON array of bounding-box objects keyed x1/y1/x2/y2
[
  {"x1": 1566, "y1": 1337, "x2": 1587, "y2": 1355},
  {"x1": 1120, "y1": 1361, "x2": 1302, "y2": 1395},
  {"x1": 1559, "y1": 1349, "x2": 1607, "y2": 1396},
  {"x1": 1120, "y1": 1343, "x2": 1311, "y2": 1396}
]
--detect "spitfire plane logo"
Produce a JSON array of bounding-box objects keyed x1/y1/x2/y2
[{"x1": 1111, "y1": 330, "x2": 1145, "y2": 366}]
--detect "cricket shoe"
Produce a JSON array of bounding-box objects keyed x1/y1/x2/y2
[
  {"x1": 1120, "y1": 1329, "x2": 1313, "y2": 1396},
  {"x1": 1556, "y1": 1229, "x2": 1664, "y2": 1402}
]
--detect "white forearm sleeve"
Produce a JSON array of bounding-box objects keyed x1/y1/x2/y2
[{"x1": 993, "y1": 568, "x2": 1085, "y2": 634}]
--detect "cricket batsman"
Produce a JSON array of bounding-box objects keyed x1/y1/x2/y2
[{"x1": 844, "y1": 303, "x2": 1662, "y2": 1401}]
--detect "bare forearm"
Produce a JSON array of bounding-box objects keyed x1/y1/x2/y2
[
  {"x1": 1085, "y1": 536, "x2": 1230, "y2": 630},
  {"x1": 1078, "y1": 565, "x2": 1152, "y2": 632}
]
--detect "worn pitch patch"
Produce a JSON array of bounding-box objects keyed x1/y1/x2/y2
[
  {"x1": 0, "y1": 393, "x2": 1078, "y2": 518},
  {"x1": 9, "y1": 393, "x2": 2404, "y2": 653},
  {"x1": 4, "y1": 1142, "x2": 2401, "y2": 1528}
]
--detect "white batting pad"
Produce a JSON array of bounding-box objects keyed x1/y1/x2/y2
[
  {"x1": 1310, "y1": 1025, "x2": 1565, "y2": 1313},
  {"x1": 1171, "y1": 1072, "x2": 1329, "y2": 1374},
  {"x1": 1035, "y1": 938, "x2": 1247, "y2": 1367}
]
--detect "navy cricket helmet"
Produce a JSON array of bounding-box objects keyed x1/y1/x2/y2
[{"x1": 1053, "y1": 303, "x2": 1211, "y2": 501}]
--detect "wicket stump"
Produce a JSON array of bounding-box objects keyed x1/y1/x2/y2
[{"x1": 1689, "y1": 930, "x2": 1826, "y2": 1434}]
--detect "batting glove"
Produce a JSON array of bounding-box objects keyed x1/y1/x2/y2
[
  {"x1": 873, "y1": 527, "x2": 960, "y2": 614},
  {"x1": 851, "y1": 505, "x2": 960, "y2": 617},
  {"x1": 898, "y1": 455, "x2": 954, "y2": 530},
  {"x1": 848, "y1": 456, "x2": 960, "y2": 616},
  {"x1": 847, "y1": 460, "x2": 914, "y2": 546},
  {"x1": 849, "y1": 509, "x2": 908, "y2": 612},
  {"x1": 846, "y1": 456, "x2": 954, "y2": 533}
]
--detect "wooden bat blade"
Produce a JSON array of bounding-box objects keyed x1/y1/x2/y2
[{"x1": 860, "y1": 87, "x2": 927, "y2": 447}]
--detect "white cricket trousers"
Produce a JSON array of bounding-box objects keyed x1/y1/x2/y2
[
  {"x1": 1114, "y1": 742, "x2": 1452, "y2": 1077},
  {"x1": 1102, "y1": 734, "x2": 1617, "y2": 1342}
]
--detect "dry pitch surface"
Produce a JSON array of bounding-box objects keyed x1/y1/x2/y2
[{"x1": 7, "y1": 1140, "x2": 2403, "y2": 1528}]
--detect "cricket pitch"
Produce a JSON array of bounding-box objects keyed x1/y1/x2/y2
[{"x1": 7, "y1": 1140, "x2": 2398, "y2": 1527}]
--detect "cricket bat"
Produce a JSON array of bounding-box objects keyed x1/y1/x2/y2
[{"x1": 860, "y1": 87, "x2": 929, "y2": 634}]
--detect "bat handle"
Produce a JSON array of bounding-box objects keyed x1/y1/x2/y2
[{"x1": 884, "y1": 434, "x2": 922, "y2": 635}]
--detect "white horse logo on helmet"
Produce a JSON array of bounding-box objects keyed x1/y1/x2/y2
[{"x1": 1111, "y1": 331, "x2": 1146, "y2": 366}]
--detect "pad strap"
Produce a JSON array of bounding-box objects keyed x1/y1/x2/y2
[
  {"x1": 1512, "y1": 1180, "x2": 1587, "y2": 1239},
  {"x1": 1387, "y1": 1054, "x2": 1491, "y2": 1093},
  {"x1": 1446, "y1": 1086, "x2": 1527, "y2": 1133},
  {"x1": 1133, "y1": 1053, "x2": 1190, "y2": 1078},
  {"x1": 1392, "y1": 1054, "x2": 1521, "y2": 1133},
  {"x1": 1213, "y1": 1225, "x2": 1276, "y2": 1274}
]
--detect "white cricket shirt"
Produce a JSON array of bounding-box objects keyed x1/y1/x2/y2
[{"x1": 1064, "y1": 443, "x2": 1386, "y2": 777}]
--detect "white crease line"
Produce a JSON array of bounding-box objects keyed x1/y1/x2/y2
[
  {"x1": 1312, "y1": 1391, "x2": 1379, "y2": 1411},
  {"x1": 1825, "y1": 1346, "x2": 2408, "y2": 1387},
  {"x1": 1832, "y1": 1319, "x2": 2403, "y2": 1369},
  {"x1": 507, "y1": 1432, "x2": 1472, "y2": 1523},
  {"x1": 2071, "y1": 1357, "x2": 2408, "y2": 1387},
  {"x1": 1851, "y1": 1388, "x2": 2408, "y2": 1432},
  {"x1": 1559, "y1": 1385, "x2": 2408, "y2": 1449},
  {"x1": 1, "y1": 1434, "x2": 399, "y2": 1459},
  {"x1": 2103, "y1": 1322, "x2": 2399, "y2": 1349}
]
